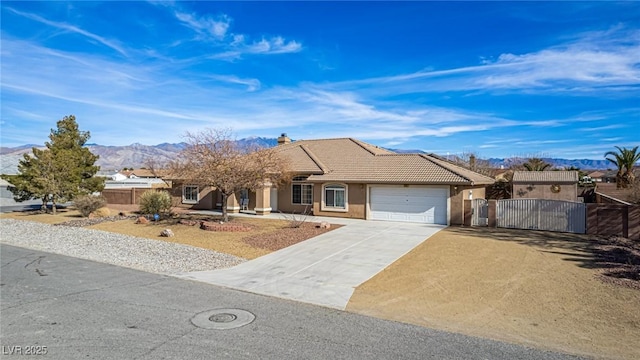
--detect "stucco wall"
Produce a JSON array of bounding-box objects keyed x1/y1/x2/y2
[
  {"x1": 169, "y1": 183, "x2": 218, "y2": 210},
  {"x1": 276, "y1": 182, "x2": 367, "y2": 218},
  {"x1": 450, "y1": 185, "x2": 487, "y2": 225},
  {"x1": 313, "y1": 183, "x2": 367, "y2": 219},
  {"x1": 276, "y1": 183, "x2": 314, "y2": 214},
  {"x1": 513, "y1": 182, "x2": 578, "y2": 201}
]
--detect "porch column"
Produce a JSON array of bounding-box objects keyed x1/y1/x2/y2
[
  {"x1": 227, "y1": 193, "x2": 240, "y2": 213},
  {"x1": 254, "y1": 186, "x2": 272, "y2": 215}
]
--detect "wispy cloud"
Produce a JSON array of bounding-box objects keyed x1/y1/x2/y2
[
  {"x1": 174, "y1": 11, "x2": 231, "y2": 40},
  {"x1": 5, "y1": 7, "x2": 127, "y2": 56},
  {"x1": 330, "y1": 27, "x2": 640, "y2": 96},
  {"x1": 210, "y1": 75, "x2": 261, "y2": 92},
  {"x1": 579, "y1": 124, "x2": 626, "y2": 132},
  {"x1": 154, "y1": 2, "x2": 302, "y2": 60}
]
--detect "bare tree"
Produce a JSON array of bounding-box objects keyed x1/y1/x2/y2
[
  {"x1": 450, "y1": 151, "x2": 494, "y2": 177},
  {"x1": 168, "y1": 128, "x2": 290, "y2": 222}
]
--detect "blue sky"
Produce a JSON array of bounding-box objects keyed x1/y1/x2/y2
[{"x1": 1, "y1": 1, "x2": 638, "y2": 159}]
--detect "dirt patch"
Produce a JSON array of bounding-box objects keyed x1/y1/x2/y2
[
  {"x1": 347, "y1": 226, "x2": 640, "y2": 360},
  {"x1": 243, "y1": 222, "x2": 340, "y2": 251},
  {"x1": 591, "y1": 236, "x2": 640, "y2": 290}
]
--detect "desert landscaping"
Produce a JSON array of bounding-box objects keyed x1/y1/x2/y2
[
  {"x1": 2, "y1": 204, "x2": 639, "y2": 359},
  {"x1": 347, "y1": 226, "x2": 640, "y2": 360}
]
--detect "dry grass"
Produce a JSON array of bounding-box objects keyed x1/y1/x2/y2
[{"x1": 0, "y1": 208, "x2": 88, "y2": 224}]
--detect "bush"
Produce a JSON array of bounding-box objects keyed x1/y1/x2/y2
[
  {"x1": 139, "y1": 190, "x2": 172, "y2": 217},
  {"x1": 93, "y1": 207, "x2": 111, "y2": 218},
  {"x1": 74, "y1": 195, "x2": 107, "y2": 217}
]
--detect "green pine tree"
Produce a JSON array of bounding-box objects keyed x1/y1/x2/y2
[{"x1": 7, "y1": 115, "x2": 104, "y2": 214}]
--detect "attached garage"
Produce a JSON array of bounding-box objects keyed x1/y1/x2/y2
[{"x1": 369, "y1": 186, "x2": 449, "y2": 224}]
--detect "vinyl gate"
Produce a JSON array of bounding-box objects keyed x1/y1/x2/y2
[
  {"x1": 496, "y1": 199, "x2": 586, "y2": 234},
  {"x1": 472, "y1": 198, "x2": 488, "y2": 226}
]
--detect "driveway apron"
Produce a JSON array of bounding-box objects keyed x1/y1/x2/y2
[{"x1": 177, "y1": 220, "x2": 444, "y2": 309}]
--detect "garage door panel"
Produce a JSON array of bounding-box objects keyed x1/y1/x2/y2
[{"x1": 370, "y1": 186, "x2": 447, "y2": 224}]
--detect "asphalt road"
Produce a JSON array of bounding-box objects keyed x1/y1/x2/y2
[{"x1": 0, "y1": 245, "x2": 585, "y2": 360}]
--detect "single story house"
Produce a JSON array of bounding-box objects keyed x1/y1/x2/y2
[
  {"x1": 174, "y1": 135, "x2": 495, "y2": 225},
  {"x1": 512, "y1": 171, "x2": 579, "y2": 201}
]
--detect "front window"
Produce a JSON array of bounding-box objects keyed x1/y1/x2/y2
[
  {"x1": 292, "y1": 184, "x2": 313, "y2": 205},
  {"x1": 324, "y1": 184, "x2": 346, "y2": 209},
  {"x1": 183, "y1": 185, "x2": 199, "y2": 204}
]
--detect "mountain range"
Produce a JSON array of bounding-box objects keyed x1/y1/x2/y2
[{"x1": 0, "y1": 137, "x2": 615, "y2": 175}]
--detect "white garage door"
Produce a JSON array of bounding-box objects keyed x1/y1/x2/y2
[{"x1": 369, "y1": 186, "x2": 448, "y2": 224}]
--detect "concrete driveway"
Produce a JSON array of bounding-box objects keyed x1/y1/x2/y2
[{"x1": 177, "y1": 219, "x2": 444, "y2": 309}]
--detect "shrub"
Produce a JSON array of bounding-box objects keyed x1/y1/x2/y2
[
  {"x1": 74, "y1": 195, "x2": 107, "y2": 217},
  {"x1": 139, "y1": 190, "x2": 172, "y2": 217},
  {"x1": 93, "y1": 207, "x2": 111, "y2": 218}
]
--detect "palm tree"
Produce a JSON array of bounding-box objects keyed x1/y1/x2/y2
[
  {"x1": 523, "y1": 158, "x2": 552, "y2": 171},
  {"x1": 605, "y1": 146, "x2": 640, "y2": 189}
]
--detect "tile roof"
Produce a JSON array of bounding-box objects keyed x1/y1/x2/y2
[
  {"x1": 275, "y1": 138, "x2": 495, "y2": 185},
  {"x1": 512, "y1": 171, "x2": 579, "y2": 183}
]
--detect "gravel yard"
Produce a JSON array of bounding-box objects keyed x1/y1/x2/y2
[{"x1": 0, "y1": 219, "x2": 246, "y2": 274}]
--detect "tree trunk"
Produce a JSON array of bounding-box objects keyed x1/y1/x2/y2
[
  {"x1": 616, "y1": 172, "x2": 624, "y2": 189},
  {"x1": 221, "y1": 193, "x2": 229, "y2": 222},
  {"x1": 51, "y1": 197, "x2": 57, "y2": 215}
]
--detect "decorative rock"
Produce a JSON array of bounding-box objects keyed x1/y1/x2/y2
[
  {"x1": 0, "y1": 218, "x2": 246, "y2": 274},
  {"x1": 201, "y1": 221, "x2": 251, "y2": 232},
  {"x1": 317, "y1": 221, "x2": 331, "y2": 229},
  {"x1": 179, "y1": 219, "x2": 200, "y2": 226},
  {"x1": 160, "y1": 229, "x2": 175, "y2": 237},
  {"x1": 136, "y1": 216, "x2": 149, "y2": 224}
]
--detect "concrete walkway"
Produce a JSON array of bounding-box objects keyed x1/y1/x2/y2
[{"x1": 177, "y1": 212, "x2": 444, "y2": 309}]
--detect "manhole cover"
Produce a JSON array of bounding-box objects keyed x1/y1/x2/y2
[
  {"x1": 209, "y1": 313, "x2": 237, "y2": 323},
  {"x1": 191, "y1": 308, "x2": 255, "y2": 330}
]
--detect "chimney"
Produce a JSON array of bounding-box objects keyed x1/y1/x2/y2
[{"x1": 277, "y1": 133, "x2": 291, "y2": 145}]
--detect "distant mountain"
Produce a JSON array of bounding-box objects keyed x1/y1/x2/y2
[
  {"x1": 0, "y1": 137, "x2": 280, "y2": 174},
  {"x1": 390, "y1": 149, "x2": 615, "y2": 171},
  {"x1": 0, "y1": 138, "x2": 616, "y2": 175},
  {"x1": 485, "y1": 157, "x2": 614, "y2": 171}
]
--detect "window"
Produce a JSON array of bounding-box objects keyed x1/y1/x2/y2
[
  {"x1": 292, "y1": 184, "x2": 313, "y2": 205},
  {"x1": 183, "y1": 185, "x2": 199, "y2": 204},
  {"x1": 324, "y1": 184, "x2": 346, "y2": 210},
  {"x1": 292, "y1": 175, "x2": 312, "y2": 205}
]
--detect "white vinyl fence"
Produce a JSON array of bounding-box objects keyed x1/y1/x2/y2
[{"x1": 496, "y1": 199, "x2": 586, "y2": 234}]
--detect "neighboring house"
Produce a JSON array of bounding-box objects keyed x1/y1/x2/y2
[
  {"x1": 512, "y1": 171, "x2": 579, "y2": 201},
  {"x1": 103, "y1": 178, "x2": 168, "y2": 189},
  {"x1": 175, "y1": 136, "x2": 495, "y2": 225},
  {"x1": 95, "y1": 170, "x2": 127, "y2": 181},
  {"x1": 593, "y1": 183, "x2": 636, "y2": 205},
  {"x1": 122, "y1": 168, "x2": 166, "y2": 179},
  {"x1": 587, "y1": 171, "x2": 606, "y2": 183}
]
